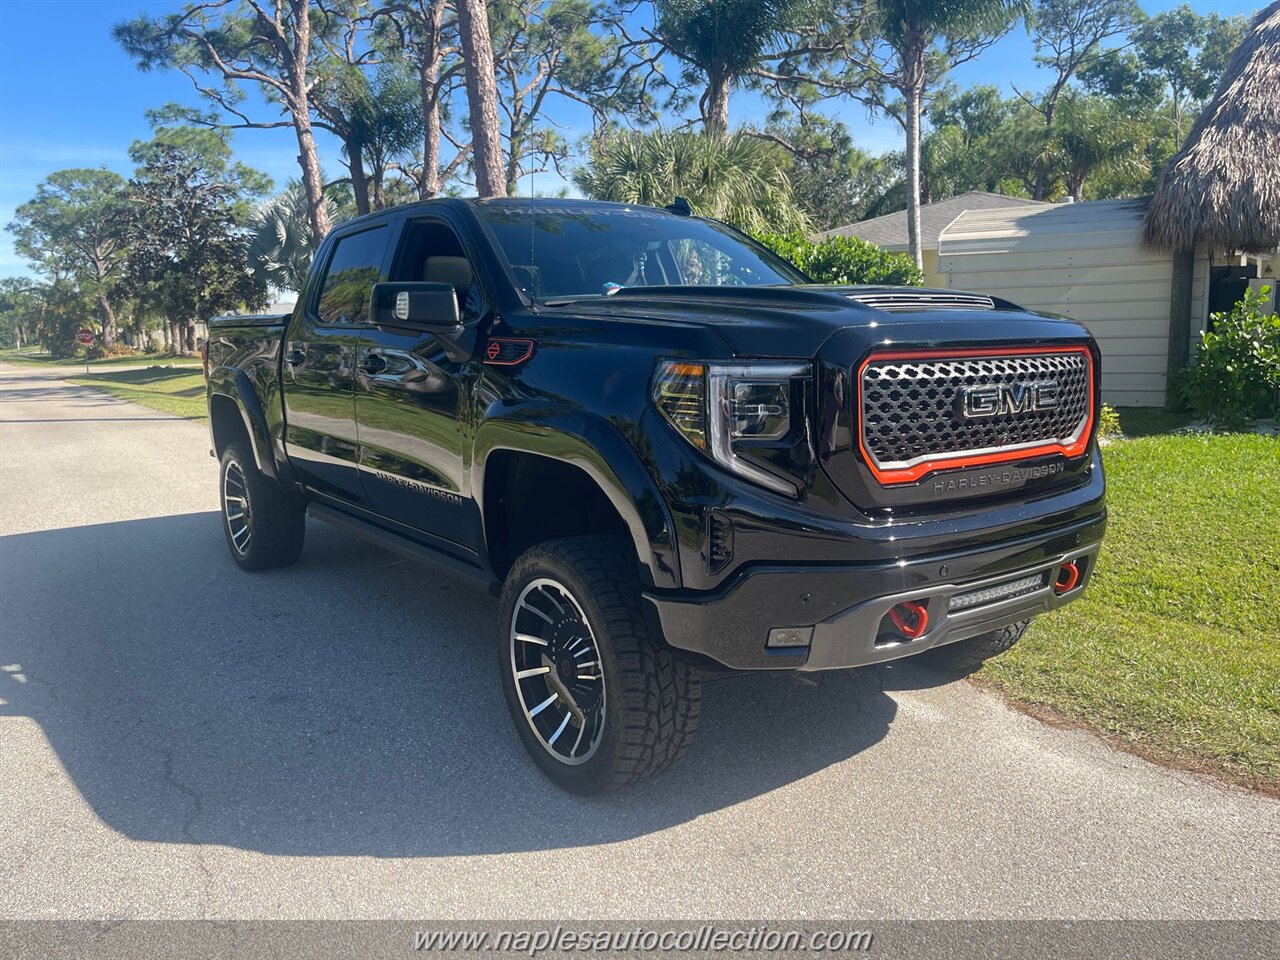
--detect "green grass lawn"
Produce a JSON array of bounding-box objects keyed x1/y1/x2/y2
[
  {"x1": 1, "y1": 347, "x2": 201, "y2": 368},
  {"x1": 70, "y1": 368, "x2": 208, "y2": 420},
  {"x1": 980, "y1": 411, "x2": 1280, "y2": 791}
]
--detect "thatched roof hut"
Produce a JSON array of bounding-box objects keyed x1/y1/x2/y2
[
  {"x1": 1140, "y1": 2, "x2": 1279, "y2": 399},
  {"x1": 1142, "y1": 1, "x2": 1280, "y2": 255}
]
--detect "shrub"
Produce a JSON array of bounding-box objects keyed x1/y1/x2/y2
[
  {"x1": 1174, "y1": 286, "x2": 1280, "y2": 429},
  {"x1": 1097, "y1": 403, "x2": 1121, "y2": 439},
  {"x1": 85, "y1": 341, "x2": 140, "y2": 361},
  {"x1": 753, "y1": 231, "x2": 923, "y2": 287}
]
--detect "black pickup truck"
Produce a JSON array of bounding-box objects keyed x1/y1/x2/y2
[{"x1": 204, "y1": 197, "x2": 1105, "y2": 794}]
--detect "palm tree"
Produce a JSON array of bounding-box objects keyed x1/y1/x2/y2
[
  {"x1": 653, "y1": 0, "x2": 805, "y2": 135},
  {"x1": 247, "y1": 185, "x2": 343, "y2": 296},
  {"x1": 572, "y1": 130, "x2": 810, "y2": 235},
  {"x1": 855, "y1": 0, "x2": 1030, "y2": 268},
  {"x1": 1052, "y1": 94, "x2": 1148, "y2": 201}
]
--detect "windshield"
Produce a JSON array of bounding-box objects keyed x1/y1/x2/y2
[{"x1": 473, "y1": 202, "x2": 806, "y2": 301}]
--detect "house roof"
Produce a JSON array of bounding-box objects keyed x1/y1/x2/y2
[
  {"x1": 938, "y1": 198, "x2": 1153, "y2": 256},
  {"x1": 1142, "y1": 1, "x2": 1280, "y2": 254},
  {"x1": 818, "y1": 191, "x2": 1050, "y2": 250}
]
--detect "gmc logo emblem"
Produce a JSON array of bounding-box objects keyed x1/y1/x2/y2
[{"x1": 960, "y1": 380, "x2": 1060, "y2": 418}]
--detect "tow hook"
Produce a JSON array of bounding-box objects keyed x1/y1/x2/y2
[
  {"x1": 887, "y1": 600, "x2": 929, "y2": 639},
  {"x1": 1053, "y1": 560, "x2": 1082, "y2": 595}
]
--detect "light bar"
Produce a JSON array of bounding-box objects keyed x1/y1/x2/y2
[{"x1": 948, "y1": 573, "x2": 1045, "y2": 612}]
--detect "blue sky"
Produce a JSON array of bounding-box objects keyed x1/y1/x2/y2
[{"x1": 0, "y1": 0, "x2": 1263, "y2": 278}]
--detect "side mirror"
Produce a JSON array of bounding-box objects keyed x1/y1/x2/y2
[{"x1": 369, "y1": 282, "x2": 462, "y2": 335}]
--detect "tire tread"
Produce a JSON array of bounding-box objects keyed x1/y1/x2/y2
[
  {"x1": 220, "y1": 441, "x2": 305, "y2": 572},
  {"x1": 501, "y1": 535, "x2": 701, "y2": 793}
]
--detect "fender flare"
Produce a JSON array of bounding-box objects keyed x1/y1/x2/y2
[
  {"x1": 207, "y1": 367, "x2": 278, "y2": 481},
  {"x1": 474, "y1": 405, "x2": 681, "y2": 590}
]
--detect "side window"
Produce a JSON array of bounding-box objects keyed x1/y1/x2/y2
[
  {"x1": 391, "y1": 220, "x2": 485, "y2": 323},
  {"x1": 316, "y1": 226, "x2": 387, "y2": 325}
]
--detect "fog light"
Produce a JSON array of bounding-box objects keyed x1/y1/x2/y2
[{"x1": 767, "y1": 626, "x2": 813, "y2": 648}]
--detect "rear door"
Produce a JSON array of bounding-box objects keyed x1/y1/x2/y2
[
  {"x1": 353, "y1": 214, "x2": 488, "y2": 555},
  {"x1": 282, "y1": 222, "x2": 391, "y2": 505}
]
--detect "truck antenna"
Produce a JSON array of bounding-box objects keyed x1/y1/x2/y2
[{"x1": 666, "y1": 196, "x2": 693, "y2": 217}]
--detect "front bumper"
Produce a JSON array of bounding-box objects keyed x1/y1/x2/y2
[{"x1": 643, "y1": 510, "x2": 1105, "y2": 670}]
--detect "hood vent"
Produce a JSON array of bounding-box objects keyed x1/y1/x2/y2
[{"x1": 847, "y1": 291, "x2": 995, "y2": 312}]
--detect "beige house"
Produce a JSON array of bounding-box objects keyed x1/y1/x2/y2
[
  {"x1": 936, "y1": 199, "x2": 1227, "y2": 408},
  {"x1": 823, "y1": 186, "x2": 1276, "y2": 407},
  {"x1": 818, "y1": 191, "x2": 1049, "y2": 288}
]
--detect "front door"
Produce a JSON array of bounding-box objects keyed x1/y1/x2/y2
[
  {"x1": 282, "y1": 223, "x2": 390, "y2": 505},
  {"x1": 354, "y1": 217, "x2": 486, "y2": 555}
]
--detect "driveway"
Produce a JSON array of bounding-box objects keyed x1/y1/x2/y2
[{"x1": 1, "y1": 362, "x2": 1277, "y2": 933}]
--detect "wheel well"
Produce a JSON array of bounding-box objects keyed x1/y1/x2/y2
[
  {"x1": 484, "y1": 451, "x2": 633, "y2": 581},
  {"x1": 210, "y1": 393, "x2": 251, "y2": 460}
]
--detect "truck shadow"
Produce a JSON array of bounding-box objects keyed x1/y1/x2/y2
[{"x1": 1, "y1": 513, "x2": 902, "y2": 858}]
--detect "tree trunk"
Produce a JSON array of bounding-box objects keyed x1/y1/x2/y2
[
  {"x1": 505, "y1": 137, "x2": 524, "y2": 194},
  {"x1": 1165, "y1": 245, "x2": 1195, "y2": 410},
  {"x1": 421, "y1": 101, "x2": 442, "y2": 199},
  {"x1": 904, "y1": 84, "x2": 924, "y2": 271},
  {"x1": 1033, "y1": 96, "x2": 1060, "y2": 202},
  {"x1": 294, "y1": 117, "x2": 331, "y2": 245},
  {"x1": 422, "y1": 98, "x2": 442, "y2": 199},
  {"x1": 97, "y1": 294, "x2": 117, "y2": 348},
  {"x1": 457, "y1": 0, "x2": 507, "y2": 198},
  {"x1": 704, "y1": 71, "x2": 731, "y2": 137},
  {"x1": 417, "y1": 0, "x2": 446, "y2": 200},
  {"x1": 184, "y1": 321, "x2": 196, "y2": 356},
  {"x1": 287, "y1": 0, "x2": 331, "y2": 244},
  {"x1": 349, "y1": 147, "x2": 371, "y2": 216},
  {"x1": 168, "y1": 320, "x2": 181, "y2": 356}
]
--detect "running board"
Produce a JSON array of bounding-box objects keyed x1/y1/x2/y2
[{"x1": 306, "y1": 501, "x2": 495, "y2": 590}]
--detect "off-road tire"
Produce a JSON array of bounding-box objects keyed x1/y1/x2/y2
[
  {"x1": 219, "y1": 440, "x2": 306, "y2": 572},
  {"x1": 498, "y1": 535, "x2": 701, "y2": 795},
  {"x1": 922, "y1": 619, "x2": 1030, "y2": 672}
]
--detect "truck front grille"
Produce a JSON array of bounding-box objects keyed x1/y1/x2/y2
[{"x1": 857, "y1": 346, "x2": 1094, "y2": 485}]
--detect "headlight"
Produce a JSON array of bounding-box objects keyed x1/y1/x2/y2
[
  {"x1": 728, "y1": 379, "x2": 791, "y2": 439},
  {"x1": 652, "y1": 360, "x2": 809, "y2": 495}
]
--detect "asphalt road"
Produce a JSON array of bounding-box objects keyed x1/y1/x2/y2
[{"x1": 1, "y1": 362, "x2": 1277, "y2": 930}]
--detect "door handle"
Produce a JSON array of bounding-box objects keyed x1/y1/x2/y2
[
  {"x1": 360, "y1": 352, "x2": 387, "y2": 375},
  {"x1": 285, "y1": 348, "x2": 307, "y2": 365}
]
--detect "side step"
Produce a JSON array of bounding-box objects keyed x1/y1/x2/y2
[{"x1": 307, "y1": 501, "x2": 495, "y2": 591}]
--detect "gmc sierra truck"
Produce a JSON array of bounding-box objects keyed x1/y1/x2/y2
[{"x1": 204, "y1": 197, "x2": 1106, "y2": 794}]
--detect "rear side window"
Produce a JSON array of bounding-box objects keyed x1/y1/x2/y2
[{"x1": 316, "y1": 226, "x2": 387, "y2": 324}]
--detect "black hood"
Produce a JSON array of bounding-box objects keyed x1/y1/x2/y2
[{"x1": 545, "y1": 284, "x2": 1092, "y2": 358}]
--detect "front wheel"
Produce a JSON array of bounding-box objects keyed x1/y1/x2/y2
[
  {"x1": 498, "y1": 536, "x2": 701, "y2": 795},
  {"x1": 922, "y1": 619, "x2": 1030, "y2": 672},
  {"x1": 219, "y1": 440, "x2": 306, "y2": 572}
]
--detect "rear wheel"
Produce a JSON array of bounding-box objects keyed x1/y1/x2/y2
[
  {"x1": 498, "y1": 536, "x2": 701, "y2": 795},
  {"x1": 219, "y1": 441, "x2": 305, "y2": 572},
  {"x1": 923, "y1": 619, "x2": 1030, "y2": 672}
]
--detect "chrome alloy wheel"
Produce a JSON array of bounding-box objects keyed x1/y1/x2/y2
[
  {"x1": 222, "y1": 459, "x2": 252, "y2": 556},
  {"x1": 509, "y1": 578, "x2": 606, "y2": 765}
]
